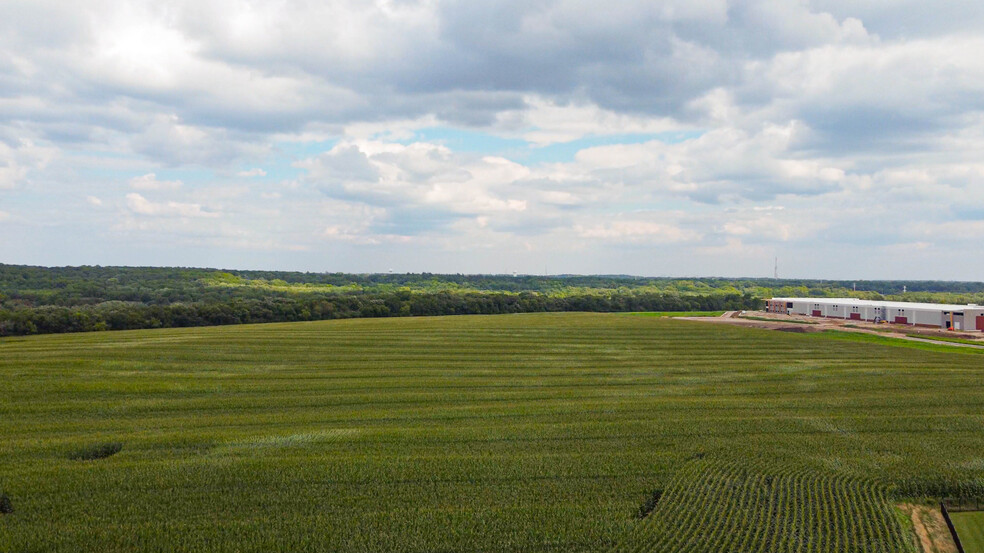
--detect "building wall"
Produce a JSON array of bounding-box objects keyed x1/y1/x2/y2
[
  {"x1": 953, "y1": 313, "x2": 965, "y2": 330},
  {"x1": 888, "y1": 307, "x2": 909, "y2": 323},
  {"x1": 768, "y1": 298, "x2": 984, "y2": 331},
  {"x1": 912, "y1": 309, "x2": 942, "y2": 326},
  {"x1": 971, "y1": 309, "x2": 984, "y2": 331},
  {"x1": 790, "y1": 301, "x2": 811, "y2": 316},
  {"x1": 861, "y1": 305, "x2": 885, "y2": 321}
]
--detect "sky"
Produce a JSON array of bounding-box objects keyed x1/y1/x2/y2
[{"x1": 1, "y1": 1, "x2": 983, "y2": 279}]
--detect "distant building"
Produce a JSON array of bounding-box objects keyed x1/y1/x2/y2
[{"x1": 766, "y1": 297, "x2": 984, "y2": 331}]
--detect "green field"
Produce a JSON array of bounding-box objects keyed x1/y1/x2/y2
[
  {"x1": 624, "y1": 311, "x2": 726, "y2": 317},
  {"x1": 821, "y1": 329, "x2": 984, "y2": 355},
  {"x1": 950, "y1": 511, "x2": 984, "y2": 553},
  {"x1": 4, "y1": 313, "x2": 984, "y2": 552},
  {"x1": 907, "y1": 334, "x2": 984, "y2": 346}
]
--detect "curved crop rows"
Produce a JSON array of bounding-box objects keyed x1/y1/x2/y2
[
  {"x1": 617, "y1": 460, "x2": 914, "y2": 553},
  {"x1": 5, "y1": 312, "x2": 983, "y2": 552}
]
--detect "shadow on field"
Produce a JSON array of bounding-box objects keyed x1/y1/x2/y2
[
  {"x1": 69, "y1": 442, "x2": 123, "y2": 461},
  {"x1": 636, "y1": 490, "x2": 663, "y2": 519}
]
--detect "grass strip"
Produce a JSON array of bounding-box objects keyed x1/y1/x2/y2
[
  {"x1": 818, "y1": 330, "x2": 984, "y2": 355},
  {"x1": 625, "y1": 311, "x2": 726, "y2": 317},
  {"x1": 905, "y1": 334, "x2": 984, "y2": 346}
]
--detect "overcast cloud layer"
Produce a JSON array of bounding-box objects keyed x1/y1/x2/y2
[{"x1": 2, "y1": 0, "x2": 983, "y2": 278}]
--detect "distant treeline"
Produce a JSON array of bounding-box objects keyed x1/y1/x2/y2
[
  {"x1": 2, "y1": 264, "x2": 984, "y2": 336},
  {"x1": 0, "y1": 290, "x2": 757, "y2": 336}
]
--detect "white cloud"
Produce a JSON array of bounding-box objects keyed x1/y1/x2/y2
[
  {"x1": 0, "y1": 139, "x2": 56, "y2": 189},
  {"x1": 237, "y1": 168, "x2": 266, "y2": 177},
  {"x1": 576, "y1": 220, "x2": 699, "y2": 243},
  {"x1": 129, "y1": 114, "x2": 269, "y2": 166},
  {"x1": 494, "y1": 97, "x2": 687, "y2": 146},
  {"x1": 3, "y1": 1, "x2": 984, "y2": 277},
  {"x1": 298, "y1": 140, "x2": 533, "y2": 239},
  {"x1": 0, "y1": 210, "x2": 8, "y2": 221},
  {"x1": 125, "y1": 192, "x2": 219, "y2": 218},
  {"x1": 129, "y1": 173, "x2": 182, "y2": 190},
  {"x1": 322, "y1": 225, "x2": 413, "y2": 245},
  {"x1": 569, "y1": 122, "x2": 847, "y2": 203}
]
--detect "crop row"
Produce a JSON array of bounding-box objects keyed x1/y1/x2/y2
[
  {"x1": 4, "y1": 313, "x2": 984, "y2": 551},
  {"x1": 616, "y1": 460, "x2": 914, "y2": 553}
]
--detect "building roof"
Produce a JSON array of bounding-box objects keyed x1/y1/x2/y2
[{"x1": 770, "y1": 297, "x2": 983, "y2": 312}]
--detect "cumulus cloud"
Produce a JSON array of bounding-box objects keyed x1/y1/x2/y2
[
  {"x1": 129, "y1": 114, "x2": 269, "y2": 166},
  {"x1": 2, "y1": 1, "x2": 984, "y2": 276},
  {"x1": 298, "y1": 140, "x2": 534, "y2": 239},
  {"x1": 129, "y1": 173, "x2": 182, "y2": 190},
  {"x1": 0, "y1": 139, "x2": 56, "y2": 189},
  {"x1": 125, "y1": 193, "x2": 219, "y2": 218},
  {"x1": 576, "y1": 220, "x2": 699, "y2": 243},
  {"x1": 0, "y1": 0, "x2": 952, "y2": 152},
  {"x1": 493, "y1": 97, "x2": 686, "y2": 146},
  {"x1": 569, "y1": 122, "x2": 848, "y2": 203},
  {"x1": 237, "y1": 168, "x2": 266, "y2": 177}
]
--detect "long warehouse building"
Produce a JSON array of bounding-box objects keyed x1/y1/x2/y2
[{"x1": 766, "y1": 297, "x2": 984, "y2": 331}]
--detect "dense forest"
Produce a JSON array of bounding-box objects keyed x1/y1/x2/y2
[{"x1": 2, "y1": 264, "x2": 984, "y2": 336}]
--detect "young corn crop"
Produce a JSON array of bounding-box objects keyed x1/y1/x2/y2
[
  {"x1": 617, "y1": 460, "x2": 913, "y2": 552},
  {"x1": 1, "y1": 313, "x2": 981, "y2": 551}
]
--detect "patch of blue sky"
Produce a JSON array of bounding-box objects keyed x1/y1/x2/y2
[
  {"x1": 263, "y1": 140, "x2": 339, "y2": 181},
  {"x1": 275, "y1": 139, "x2": 338, "y2": 158},
  {"x1": 401, "y1": 127, "x2": 704, "y2": 165},
  {"x1": 524, "y1": 130, "x2": 704, "y2": 164},
  {"x1": 406, "y1": 127, "x2": 528, "y2": 153},
  {"x1": 266, "y1": 129, "x2": 706, "y2": 180},
  {"x1": 260, "y1": 159, "x2": 305, "y2": 181}
]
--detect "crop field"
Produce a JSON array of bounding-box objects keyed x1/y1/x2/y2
[
  {"x1": 624, "y1": 311, "x2": 726, "y2": 317},
  {"x1": 3, "y1": 312, "x2": 984, "y2": 552}
]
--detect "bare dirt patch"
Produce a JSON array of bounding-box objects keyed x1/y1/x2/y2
[
  {"x1": 674, "y1": 314, "x2": 824, "y2": 332},
  {"x1": 899, "y1": 503, "x2": 958, "y2": 553},
  {"x1": 679, "y1": 311, "x2": 984, "y2": 347}
]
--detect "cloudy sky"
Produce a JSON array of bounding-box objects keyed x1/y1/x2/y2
[{"x1": 1, "y1": 1, "x2": 982, "y2": 278}]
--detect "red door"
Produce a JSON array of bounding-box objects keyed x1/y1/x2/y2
[
  {"x1": 977, "y1": 315, "x2": 984, "y2": 331},
  {"x1": 894, "y1": 316, "x2": 908, "y2": 324},
  {"x1": 812, "y1": 310, "x2": 822, "y2": 317},
  {"x1": 849, "y1": 313, "x2": 861, "y2": 320}
]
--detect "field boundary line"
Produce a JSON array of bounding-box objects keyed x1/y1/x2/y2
[{"x1": 941, "y1": 502, "x2": 966, "y2": 553}]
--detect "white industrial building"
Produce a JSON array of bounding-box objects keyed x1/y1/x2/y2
[{"x1": 766, "y1": 297, "x2": 984, "y2": 331}]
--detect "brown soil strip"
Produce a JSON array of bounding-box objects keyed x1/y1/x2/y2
[
  {"x1": 677, "y1": 311, "x2": 984, "y2": 348},
  {"x1": 899, "y1": 503, "x2": 958, "y2": 553}
]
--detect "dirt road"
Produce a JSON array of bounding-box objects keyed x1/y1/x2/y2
[{"x1": 676, "y1": 311, "x2": 984, "y2": 349}]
